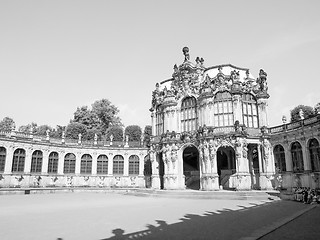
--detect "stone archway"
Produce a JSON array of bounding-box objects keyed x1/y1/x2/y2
[
  {"x1": 183, "y1": 146, "x2": 200, "y2": 190},
  {"x1": 217, "y1": 146, "x2": 236, "y2": 189}
]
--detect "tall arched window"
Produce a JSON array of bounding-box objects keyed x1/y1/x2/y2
[
  {"x1": 242, "y1": 94, "x2": 258, "y2": 128},
  {"x1": 0, "y1": 147, "x2": 6, "y2": 172},
  {"x1": 156, "y1": 106, "x2": 164, "y2": 136},
  {"x1": 309, "y1": 138, "x2": 320, "y2": 172},
  {"x1": 291, "y1": 142, "x2": 304, "y2": 173},
  {"x1": 48, "y1": 152, "x2": 58, "y2": 173},
  {"x1": 12, "y1": 148, "x2": 25, "y2": 173},
  {"x1": 97, "y1": 155, "x2": 108, "y2": 174},
  {"x1": 64, "y1": 153, "x2": 76, "y2": 174},
  {"x1": 214, "y1": 92, "x2": 233, "y2": 127},
  {"x1": 80, "y1": 154, "x2": 92, "y2": 174},
  {"x1": 113, "y1": 155, "x2": 124, "y2": 175},
  {"x1": 181, "y1": 97, "x2": 197, "y2": 132},
  {"x1": 31, "y1": 150, "x2": 43, "y2": 173},
  {"x1": 273, "y1": 145, "x2": 286, "y2": 172},
  {"x1": 129, "y1": 155, "x2": 140, "y2": 175}
]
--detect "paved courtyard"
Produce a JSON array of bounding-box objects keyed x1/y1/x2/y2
[{"x1": 0, "y1": 192, "x2": 317, "y2": 240}]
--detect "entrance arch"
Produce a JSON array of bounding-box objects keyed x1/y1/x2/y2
[
  {"x1": 183, "y1": 146, "x2": 200, "y2": 190},
  {"x1": 217, "y1": 146, "x2": 236, "y2": 189}
]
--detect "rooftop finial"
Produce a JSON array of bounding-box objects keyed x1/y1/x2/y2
[{"x1": 182, "y1": 46, "x2": 190, "y2": 62}]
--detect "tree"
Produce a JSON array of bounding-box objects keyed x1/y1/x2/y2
[
  {"x1": 106, "y1": 125, "x2": 123, "y2": 141},
  {"x1": 0, "y1": 117, "x2": 15, "y2": 132},
  {"x1": 51, "y1": 125, "x2": 66, "y2": 138},
  {"x1": 125, "y1": 125, "x2": 142, "y2": 141},
  {"x1": 91, "y1": 99, "x2": 122, "y2": 134},
  {"x1": 65, "y1": 122, "x2": 87, "y2": 140},
  {"x1": 290, "y1": 105, "x2": 315, "y2": 122},
  {"x1": 71, "y1": 98, "x2": 122, "y2": 138},
  {"x1": 18, "y1": 122, "x2": 38, "y2": 133},
  {"x1": 143, "y1": 125, "x2": 152, "y2": 147},
  {"x1": 35, "y1": 125, "x2": 53, "y2": 136}
]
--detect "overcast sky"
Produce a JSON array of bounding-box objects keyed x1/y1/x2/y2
[{"x1": 1, "y1": 0, "x2": 319, "y2": 130}]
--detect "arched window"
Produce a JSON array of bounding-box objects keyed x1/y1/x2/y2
[
  {"x1": 242, "y1": 94, "x2": 258, "y2": 128},
  {"x1": 12, "y1": 148, "x2": 25, "y2": 172},
  {"x1": 48, "y1": 152, "x2": 59, "y2": 173},
  {"x1": 113, "y1": 155, "x2": 124, "y2": 175},
  {"x1": 97, "y1": 155, "x2": 108, "y2": 174},
  {"x1": 31, "y1": 150, "x2": 43, "y2": 173},
  {"x1": 129, "y1": 155, "x2": 140, "y2": 175},
  {"x1": 0, "y1": 147, "x2": 6, "y2": 172},
  {"x1": 156, "y1": 106, "x2": 164, "y2": 136},
  {"x1": 273, "y1": 145, "x2": 286, "y2": 172},
  {"x1": 80, "y1": 154, "x2": 92, "y2": 174},
  {"x1": 291, "y1": 142, "x2": 304, "y2": 173},
  {"x1": 64, "y1": 153, "x2": 76, "y2": 174},
  {"x1": 181, "y1": 97, "x2": 197, "y2": 132},
  {"x1": 309, "y1": 138, "x2": 320, "y2": 172},
  {"x1": 214, "y1": 92, "x2": 233, "y2": 127}
]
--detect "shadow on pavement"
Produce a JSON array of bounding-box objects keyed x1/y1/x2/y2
[{"x1": 102, "y1": 200, "x2": 309, "y2": 240}]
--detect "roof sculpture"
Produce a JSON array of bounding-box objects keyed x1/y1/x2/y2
[{"x1": 151, "y1": 47, "x2": 269, "y2": 110}]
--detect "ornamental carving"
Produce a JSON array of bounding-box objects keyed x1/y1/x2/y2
[{"x1": 151, "y1": 48, "x2": 270, "y2": 111}]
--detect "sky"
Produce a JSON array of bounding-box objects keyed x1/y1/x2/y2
[{"x1": 0, "y1": 0, "x2": 320, "y2": 130}]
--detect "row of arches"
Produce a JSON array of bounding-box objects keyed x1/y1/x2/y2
[
  {"x1": 155, "y1": 92, "x2": 259, "y2": 135},
  {"x1": 273, "y1": 138, "x2": 320, "y2": 173},
  {"x1": 0, "y1": 147, "x2": 140, "y2": 175}
]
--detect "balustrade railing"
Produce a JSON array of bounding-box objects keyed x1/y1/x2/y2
[
  {"x1": 0, "y1": 130, "x2": 146, "y2": 148},
  {"x1": 268, "y1": 115, "x2": 320, "y2": 134}
]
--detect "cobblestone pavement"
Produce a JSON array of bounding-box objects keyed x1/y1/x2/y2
[{"x1": 0, "y1": 192, "x2": 314, "y2": 240}]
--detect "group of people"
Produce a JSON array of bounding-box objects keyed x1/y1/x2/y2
[{"x1": 293, "y1": 187, "x2": 320, "y2": 204}]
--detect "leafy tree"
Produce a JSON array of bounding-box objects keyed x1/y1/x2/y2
[
  {"x1": 91, "y1": 99, "x2": 122, "y2": 134},
  {"x1": 51, "y1": 125, "x2": 66, "y2": 138},
  {"x1": 18, "y1": 122, "x2": 38, "y2": 133},
  {"x1": 125, "y1": 125, "x2": 142, "y2": 141},
  {"x1": 35, "y1": 125, "x2": 53, "y2": 136},
  {"x1": 65, "y1": 122, "x2": 87, "y2": 140},
  {"x1": 72, "y1": 98, "x2": 122, "y2": 138},
  {"x1": 106, "y1": 125, "x2": 123, "y2": 141},
  {"x1": 290, "y1": 105, "x2": 315, "y2": 122},
  {"x1": 143, "y1": 125, "x2": 152, "y2": 147},
  {"x1": 0, "y1": 117, "x2": 15, "y2": 132}
]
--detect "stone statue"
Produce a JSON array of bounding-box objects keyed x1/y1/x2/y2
[
  {"x1": 110, "y1": 134, "x2": 114, "y2": 142},
  {"x1": 282, "y1": 115, "x2": 287, "y2": 124},
  {"x1": 299, "y1": 109, "x2": 304, "y2": 120},
  {"x1": 78, "y1": 133, "x2": 82, "y2": 142},
  {"x1": 234, "y1": 120, "x2": 240, "y2": 132},
  {"x1": 94, "y1": 133, "x2": 98, "y2": 141},
  {"x1": 182, "y1": 46, "x2": 190, "y2": 62}
]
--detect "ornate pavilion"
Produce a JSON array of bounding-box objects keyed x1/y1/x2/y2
[{"x1": 149, "y1": 47, "x2": 275, "y2": 190}]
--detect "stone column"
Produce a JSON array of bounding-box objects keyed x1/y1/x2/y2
[
  {"x1": 139, "y1": 153, "x2": 144, "y2": 176},
  {"x1": 257, "y1": 144, "x2": 264, "y2": 173},
  {"x1": 151, "y1": 112, "x2": 156, "y2": 136},
  {"x1": 123, "y1": 153, "x2": 129, "y2": 177},
  {"x1": 57, "y1": 151, "x2": 65, "y2": 174},
  {"x1": 231, "y1": 137, "x2": 251, "y2": 190},
  {"x1": 150, "y1": 150, "x2": 160, "y2": 189},
  {"x1": 257, "y1": 99, "x2": 268, "y2": 127},
  {"x1": 92, "y1": 152, "x2": 98, "y2": 175},
  {"x1": 4, "y1": 145, "x2": 14, "y2": 174},
  {"x1": 41, "y1": 149, "x2": 50, "y2": 174},
  {"x1": 108, "y1": 153, "x2": 113, "y2": 175},
  {"x1": 75, "y1": 152, "x2": 82, "y2": 174},
  {"x1": 232, "y1": 95, "x2": 242, "y2": 124},
  {"x1": 24, "y1": 147, "x2": 33, "y2": 173}
]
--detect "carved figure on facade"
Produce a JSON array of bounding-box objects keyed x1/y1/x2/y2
[
  {"x1": 242, "y1": 139, "x2": 248, "y2": 159},
  {"x1": 66, "y1": 176, "x2": 73, "y2": 187},
  {"x1": 50, "y1": 176, "x2": 58, "y2": 186},
  {"x1": 182, "y1": 47, "x2": 190, "y2": 62},
  {"x1": 98, "y1": 176, "x2": 105, "y2": 187},
  {"x1": 255, "y1": 69, "x2": 269, "y2": 95},
  {"x1": 15, "y1": 175, "x2": 24, "y2": 187},
  {"x1": 33, "y1": 175, "x2": 42, "y2": 187},
  {"x1": 171, "y1": 143, "x2": 178, "y2": 169},
  {"x1": 262, "y1": 138, "x2": 271, "y2": 161}
]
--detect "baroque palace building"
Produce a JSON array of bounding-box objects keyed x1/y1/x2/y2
[
  {"x1": 0, "y1": 132, "x2": 148, "y2": 188},
  {"x1": 0, "y1": 47, "x2": 319, "y2": 191},
  {"x1": 149, "y1": 47, "x2": 320, "y2": 191}
]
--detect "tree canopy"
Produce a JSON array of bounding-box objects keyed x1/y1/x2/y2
[
  {"x1": 290, "y1": 105, "x2": 315, "y2": 122},
  {"x1": 72, "y1": 99, "x2": 122, "y2": 138},
  {"x1": 106, "y1": 125, "x2": 124, "y2": 141},
  {"x1": 125, "y1": 125, "x2": 142, "y2": 141},
  {"x1": 0, "y1": 117, "x2": 15, "y2": 132},
  {"x1": 143, "y1": 125, "x2": 152, "y2": 147}
]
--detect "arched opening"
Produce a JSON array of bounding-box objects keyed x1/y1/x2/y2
[
  {"x1": 183, "y1": 146, "x2": 200, "y2": 190},
  {"x1": 217, "y1": 146, "x2": 236, "y2": 189},
  {"x1": 248, "y1": 144, "x2": 260, "y2": 189},
  {"x1": 309, "y1": 138, "x2": 320, "y2": 172}
]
